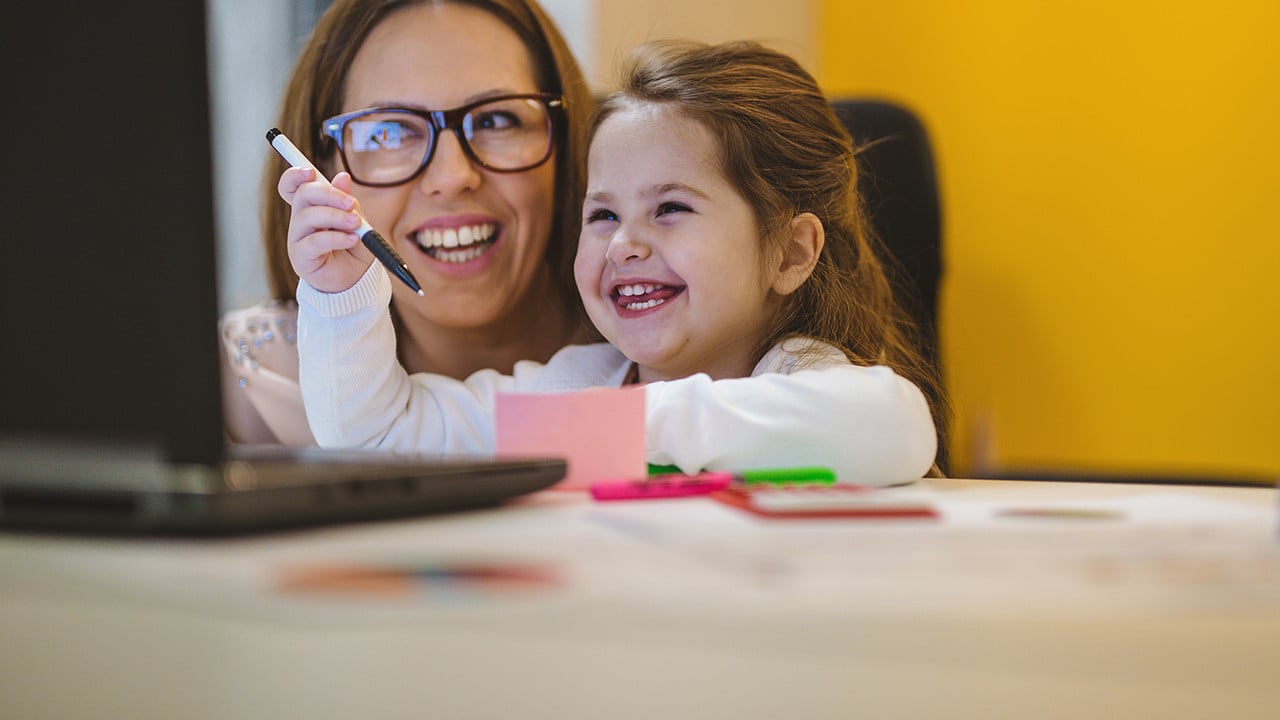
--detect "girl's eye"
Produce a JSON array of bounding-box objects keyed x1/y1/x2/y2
[
  {"x1": 656, "y1": 202, "x2": 691, "y2": 217},
  {"x1": 587, "y1": 208, "x2": 619, "y2": 223}
]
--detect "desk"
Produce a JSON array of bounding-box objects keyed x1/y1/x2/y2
[{"x1": 2, "y1": 478, "x2": 1278, "y2": 719}]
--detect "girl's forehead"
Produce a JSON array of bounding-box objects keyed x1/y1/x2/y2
[
  {"x1": 595, "y1": 101, "x2": 717, "y2": 154},
  {"x1": 586, "y1": 101, "x2": 736, "y2": 199}
]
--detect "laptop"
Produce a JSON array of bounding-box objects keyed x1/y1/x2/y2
[{"x1": 0, "y1": 3, "x2": 565, "y2": 534}]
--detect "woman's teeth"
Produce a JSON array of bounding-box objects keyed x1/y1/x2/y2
[{"x1": 414, "y1": 223, "x2": 496, "y2": 263}]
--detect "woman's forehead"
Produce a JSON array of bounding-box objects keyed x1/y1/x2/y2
[{"x1": 345, "y1": 2, "x2": 540, "y2": 109}]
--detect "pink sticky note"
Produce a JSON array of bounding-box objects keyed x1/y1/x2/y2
[{"x1": 495, "y1": 386, "x2": 646, "y2": 490}]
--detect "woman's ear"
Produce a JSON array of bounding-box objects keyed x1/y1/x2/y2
[{"x1": 770, "y1": 212, "x2": 825, "y2": 296}]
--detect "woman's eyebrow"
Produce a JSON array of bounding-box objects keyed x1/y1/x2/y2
[{"x1": 362, "y1": 89, "x2": 528, "y2": 111}]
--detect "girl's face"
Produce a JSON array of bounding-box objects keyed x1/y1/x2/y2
[
  {"x1": 340, "y1": 2, "x2": 557, "y2": 330},
  {"x1": 576, "y1": 102, "x2": 785, "y2": 382}
]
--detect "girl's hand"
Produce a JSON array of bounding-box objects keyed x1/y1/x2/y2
[{"x1": 279, "y1": 167, "x2": 373, "y2": 293}]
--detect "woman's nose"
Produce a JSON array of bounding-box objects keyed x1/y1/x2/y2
[{"x1": 417, "y1": 131, "x2": 482, "y2": 196}]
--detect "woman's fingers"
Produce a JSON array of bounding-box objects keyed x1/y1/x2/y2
[
  {"x1": 290, "y1": 229, "x2": 360, "y2": 273},
  {"x1": 277, "y1": 166, "x2": 318, "y2": 204},
  {"x1": 288, "y1": 227, "x2": 370, "y2": 292},
  {"x1": 278, "y1": 167, "x2": 358, "y2": 211},
  {"x1": 287, "y1": 204, "x2": 362, "y2": 245},
  {"x1": 279, "y1": 166, "x2": 373, "y2": 292}
]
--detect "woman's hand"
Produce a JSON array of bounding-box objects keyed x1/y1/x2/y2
[{"x1": 279, "y1": 167, "x2": 373, "y2": 293}]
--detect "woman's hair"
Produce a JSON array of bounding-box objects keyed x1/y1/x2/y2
[
  {"x1": 588, "y1": 39, "x2": 947, "y2": 438},
  {"x1": 260, "y1": 0, "x2": 593, "y2": 318}
]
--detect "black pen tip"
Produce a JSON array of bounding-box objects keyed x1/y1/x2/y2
[{"x1": 265, "y1": 128, "x2": 281, "y2": 143}]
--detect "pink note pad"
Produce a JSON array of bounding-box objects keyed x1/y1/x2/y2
[{"x1": 495, "y1": 386, "x2": 646, "y2": 490}]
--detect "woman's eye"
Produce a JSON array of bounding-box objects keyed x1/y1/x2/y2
[
  {"x1": 473, "y1": 110, "x2": 520, "y2": 131},
  {"x1": 587, "y1": 208, "x2": 619, "y2": 223},
  {"x1": 656, "y1": 202, "x2": 691, "y2": 217}
]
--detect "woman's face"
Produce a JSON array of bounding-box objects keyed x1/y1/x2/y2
[{"x1": 339, "y1": 2, "x2": 558, "y2": 331}]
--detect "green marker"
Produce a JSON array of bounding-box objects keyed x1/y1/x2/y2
[
  {"x1": 647, "y1": 464, "x2": 836, "y2": 485},
  {"x1": 737, "y1": 467, "x2": 837, "y2": 485}
]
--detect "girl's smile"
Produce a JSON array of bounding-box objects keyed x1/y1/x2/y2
[{"x1": 610, "y1": 280, "x2": 686, "y2": 315}]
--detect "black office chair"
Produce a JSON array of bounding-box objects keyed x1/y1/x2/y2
[{"x1": 831, "y1": 98, "x2": 946, "y2": 470}]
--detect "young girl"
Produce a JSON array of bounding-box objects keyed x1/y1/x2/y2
[{"x1": 292, "y1": 40, "x2": 942, "y2": 485}]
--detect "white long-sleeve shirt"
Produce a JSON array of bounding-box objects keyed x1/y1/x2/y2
[{"x1": 297, "y1": 265, "x2": 938, "y2": 486}]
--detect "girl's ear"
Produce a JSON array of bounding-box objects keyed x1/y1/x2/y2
[{"x1": 770, "y1": 212, "x2": 825, "y2": 296}]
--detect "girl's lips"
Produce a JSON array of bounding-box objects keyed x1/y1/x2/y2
[{"x1": 611, "y1": 282, "x2": 685, "y2": 312}]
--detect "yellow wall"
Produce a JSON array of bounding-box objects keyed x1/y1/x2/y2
[
  {"x1": 819, "y1": 1, "x2": 1280, "y2": 478},
  {"x1": 583, "y1": 0, "x2": 815, "y2": 91}
]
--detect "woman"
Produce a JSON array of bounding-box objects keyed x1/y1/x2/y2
[{"x1": 219, "y1": 0, "x2": 595, "y2": 444}]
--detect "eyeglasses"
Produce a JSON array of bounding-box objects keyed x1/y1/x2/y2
[{"x1": 321, "y1": 93, "x2": 562, "y2": 187}]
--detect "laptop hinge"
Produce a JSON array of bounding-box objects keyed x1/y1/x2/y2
[{"x1": 0, "y1": 436, "x2": 217, "y2": 492}]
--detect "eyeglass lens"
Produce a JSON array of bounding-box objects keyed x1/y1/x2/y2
[{"x1": 338, "y1": 97, "x2": 554, "y2": 184}]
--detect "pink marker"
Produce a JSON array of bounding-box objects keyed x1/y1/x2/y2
[{"x1": 589, "y1": 472, "x2": 734, "y2": 501}]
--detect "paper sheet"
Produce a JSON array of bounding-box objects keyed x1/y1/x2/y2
[{"x1": 495, "y1": 386, "x2": 646, "y2": 489}]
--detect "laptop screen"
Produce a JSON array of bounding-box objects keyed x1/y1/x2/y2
[{"x1": 2, "y1": 1, "x2": 225, "y2": 465}]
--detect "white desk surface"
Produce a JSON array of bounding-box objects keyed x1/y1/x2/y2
[{"x1": 3, "y1": 477, "x2": 1278, "y2": 719}]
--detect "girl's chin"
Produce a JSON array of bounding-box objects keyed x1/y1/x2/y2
[
  {"x1": 616, "y1": 346, "x2": 661, "y2": 368},
  {"x1": 616, "y1": 348, "x2": 685, "y2": 379}
]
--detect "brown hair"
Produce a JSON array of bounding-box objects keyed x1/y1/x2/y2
[
  {"x1": 590, "y1": 39, "x2": 947, "y2": 438},
  {"x1": 259, "y1": 0, "x2": 593, "y2": 319}
]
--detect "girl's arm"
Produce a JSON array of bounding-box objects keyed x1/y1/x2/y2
[
  {"x1": 643, "y1": 356, "x2": 937, "y2": 486},
  {"x1": 295, "y1": 264, "x2": 510, "y2": 452}
]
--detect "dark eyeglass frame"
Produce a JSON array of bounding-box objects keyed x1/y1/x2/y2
[{"x1": 321, "y1": 93, "x2": 564, "y2": 187}]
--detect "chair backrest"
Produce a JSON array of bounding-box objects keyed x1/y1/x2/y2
[{"x1": 831, "y1": 98, "x2": 947, "y2": 469}]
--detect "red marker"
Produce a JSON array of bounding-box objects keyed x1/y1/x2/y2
[{"x1": 589, "y1": 472, "x2": 734, "y2": 500}]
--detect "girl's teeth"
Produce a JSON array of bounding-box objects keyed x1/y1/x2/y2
[
  {"x1": 618, "y1": 283, "x2": 657, "y2": 296},
  {"x1": 623, "y1": 298, "x2": 665, "y2": 310}
]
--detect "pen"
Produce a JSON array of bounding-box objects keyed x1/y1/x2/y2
[{"x1": 265, "y1": 128, "x2": 424, "y2": 297}]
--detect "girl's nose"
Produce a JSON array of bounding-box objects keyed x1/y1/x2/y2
[{"x1": 604, "y1": 224, "x2": 651, "y2": 265}]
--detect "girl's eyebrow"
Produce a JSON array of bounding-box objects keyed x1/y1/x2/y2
[
  {"x1": 585, "y1": 183, "x2": 709, "y2": 205},
  {"x1": 650, "y1": 182, "x2": 709, "y2": 200}
]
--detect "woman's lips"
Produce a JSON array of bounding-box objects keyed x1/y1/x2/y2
[{"x1": 411, "y1": 222, "x2": 497, "y2": 263}]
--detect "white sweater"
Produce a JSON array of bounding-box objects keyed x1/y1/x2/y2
[{"x1": 297, "y1": 265, "x2": 938, "y2": 486}]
